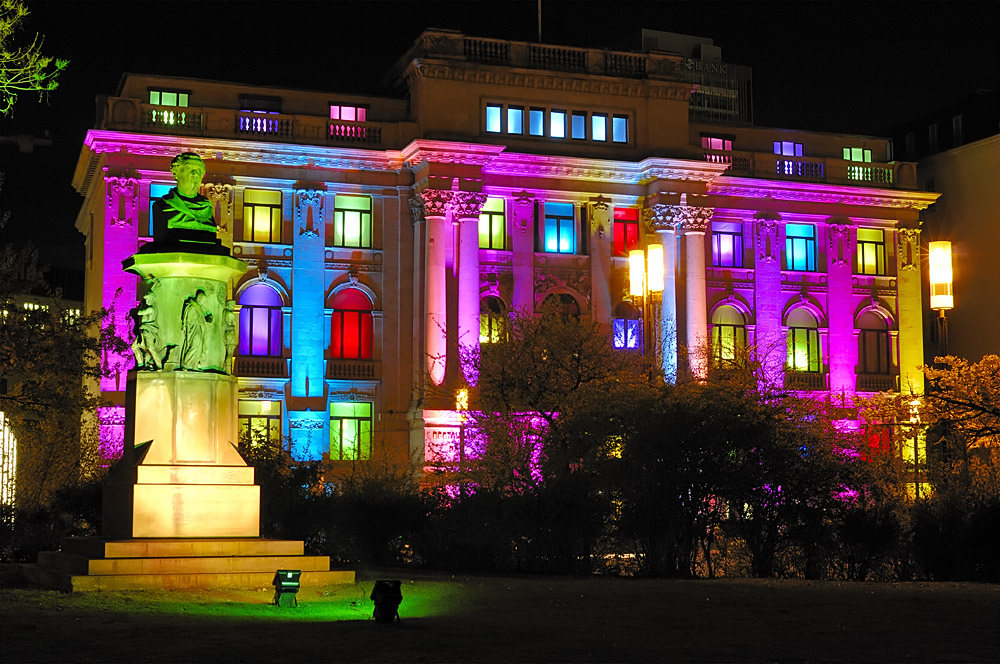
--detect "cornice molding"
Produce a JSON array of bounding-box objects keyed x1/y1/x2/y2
[
  {"x1": 485, "y1": 153, "x2": 727, "y2": 185},
  {"x1": 709, "y1": 175, "x2": 941, "y2": 210}
]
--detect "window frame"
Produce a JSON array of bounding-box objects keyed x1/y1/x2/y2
[
  {"x1": 330, "y1": 288, "x2": 373, "y2": 360},
  {"x1": 856, "y1": 228, "x2": 886, "y2": 276},
  {"x1": 478, "y1": 197, "x2": 506, "y2": 250},
  {"x1": 332, "y1": 194, "x2": 373, "y2": 249},
  {"x1": 612, "y1": 207, "x2": 640, "y2": 257},
  {"x1": 238, "y1": 400, "x2": 282, "y2": 449},
  {"x1": 543, "y1": 202, "x2": 576, "y2": 254},
  {"x1": 784, "y1": 223, "x2": 817, "y2": 272},
  {"x1": 238, "y1": 285, "x2": 283, "y2": 358},
  {"x1": 242, "y1": 188, "x2": 283, "y2": 244},
  {"x1": 329, "y1": 401, "x2": 373, "y2": 461},
  {"x1": 711, "y1": 222, "x2": 744, "y2": 268},
  {"x1": 480, "y1": 295, "x2": 506, "y2": 344}
]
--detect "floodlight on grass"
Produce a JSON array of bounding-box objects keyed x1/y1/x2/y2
[
  {"x1": 370, "y1": 579, "x2": 403, "y2": 623},
  {"x1": 273, "y1": 569, "x2": 301, "y2": 607}
]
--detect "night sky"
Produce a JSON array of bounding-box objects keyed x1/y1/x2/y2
[{"x1": 2, "y1": 0, "x2": 997, "y2": 298}]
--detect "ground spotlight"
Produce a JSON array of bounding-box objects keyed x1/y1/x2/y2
[
  {"x1": 273, "y1": 569, "x2": 301, "y2": 607},
  {"x1": 370, "y1": 579, "x2": 402, "y2": 622}
]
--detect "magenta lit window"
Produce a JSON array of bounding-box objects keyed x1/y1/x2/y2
[
  {"x1": 330, "y1": 104, "x2": 367, "y2": 122},
  {"x1": 239, "y1": 284, "x2": 283, "y2": 357}
]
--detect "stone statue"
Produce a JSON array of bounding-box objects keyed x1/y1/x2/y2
[
  {"x1": 223, "y1": 299, "x2": 237, "y2": 374},
  {"x1": 180, "y1": 289, "x2": 213, "y2": 370},
  {"x1": 130, "y1": 290, "x2": 166, "y2": 370},
  {"x1": 143, "y1": 152, "x2": 229, "y2": 256}
]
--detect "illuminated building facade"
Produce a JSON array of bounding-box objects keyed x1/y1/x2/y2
[{"x1": 72, "y1": 30, "x2": 938, "y2": 475}]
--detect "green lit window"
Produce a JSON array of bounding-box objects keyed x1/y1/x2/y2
[
  {"x1": 478, "y1": 197, "x2": 506, "y2": 249},
  {"x1": 843, "y1": 147, "x2": 873, "y2": 162},
  {"x1": 148, "y1": 88, "x2": 189, "y2": 126},
  {"x1": 243, "y1": 189, "x2": 282, "y2": 243},
  {"x1": 856, "y1": 228, "x2": 886, "y2": 275},
  {"x1": 712, "y1": 305, "x2": 746, "y2": 368},
  {"x1": 333, "y1": 194, "x2": 372, "y2": 248},
  {"x1": 480, "y1": 296, "x2": 505, "y2": 343},
  {"x1": 786, "y1": 308, "x2": 820, "y2": 372},
  {"x1": 238, "y1": 400, "x2": 282, "y2": 449},
  {"x1": 330, "y1": 401, "x2": 372, "y2": 461},
  {"x1": 785, "y1": 223, "x2": 816, "y2": 271}
]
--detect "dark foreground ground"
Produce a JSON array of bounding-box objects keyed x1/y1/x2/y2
[{"x1": 1, "y1": 567, "x2": 998, "y2": 663}]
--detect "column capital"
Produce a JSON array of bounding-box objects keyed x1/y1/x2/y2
[
  {"x1": 677, "y1": 206, "x2": 714, "y2": 234},
  {"x1": 410, "y1": 189, "x2": 454, "y2": 223},
  {"x1": 449, "y1": 191, "x2": 488, "y2": 220},
  {"x1": 642, "y1": 203, "x2": 678, "y2": 232}
]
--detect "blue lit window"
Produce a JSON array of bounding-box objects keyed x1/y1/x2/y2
[
  {"x1": 148, "y1": 183, "x2": 172, "y2": 236},
  {"x1": 773, "y1": 141, "x2": 803, "y2": 156},
  {"x1": 543, "y1": 202, "x2": 575, "y2": 254},
  {"x1": 592, "y1": 114, "x2": 607, "y2": 141},
  {"x1": 529, "y1": 108, "x2": 544, "y2": 136},
  {"x1": 571, "y1": 112, "x2": 586, "y2": 139},
  {"x1": 612, "y1": 115, "x2": 628, "y2": 143},
  {"x1": 613, "y1": 301, "x2": 642, "y2": 349},
  {"x1": 785, "y1": 223, "x2": 816, "y2": 271},
  {"x1": 486, "y1": 104, "x2": 502, "y2": 133},
  {"x1": 550, "y1": 110, "x2": 566, "y2": 138},
  {"x1": 507, "y1": 106, "x2": 524, "y2": 134}
]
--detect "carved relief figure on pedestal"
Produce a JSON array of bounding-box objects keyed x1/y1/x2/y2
[
  {"x1": 180, "y1": 289, "x2": 214, "y2": 371},
  {"x1": 143, "y1": 152, "x2": 228, "y2": 256},
  {"x1": 130, "y1": 290, "x2": 166, "y2": 370},
  {"x1": 223, "y1": 299, "x2": 237, "y2": 373}
]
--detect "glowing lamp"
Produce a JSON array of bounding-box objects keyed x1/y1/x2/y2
[
  {"x1": 928, "y1": 241, "x2": 953, "y2": 310},
  {"x1": 370, "y1": 579, "x2": 403, "y2": 623},
  {"x1": 628, "y1": 250, "x2": 645, "y2": 297},
  {"x1": 646, "y1": 244, "x2": 664, "y2": 293},
  {"x1": 272, "y1": 569, "x2": 301, "y2": 607}
]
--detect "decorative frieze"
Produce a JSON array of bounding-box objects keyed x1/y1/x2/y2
[{"x1": 898, "y1": 227, "x2": 921, "y2": 272}]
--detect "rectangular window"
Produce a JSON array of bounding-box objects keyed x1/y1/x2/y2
[
  {"x1": 333, "y1": 194, "x2": 372, "y2": 248},
  {"x1": 239, "y1": 94, "x2": 282, "y2": 114},
  {"x1": 330, "y1": 401, "x2": 372, "y2": 461},
  {"x1": 571, "y1": 112, "x2": 586, "y2": 139},
  {"x1": 785, "y1": 223, "x2": 816, "y2": 271},
  {"x1": 147, "y1": 183, "x2": 172, "y2": 236},
  {"x1": 612, "y1": 115, "x2": 628, "y2": 143},
  {"x1": 613, "y1": 318, "x2": 642, "y2": 349},
  {"x1": 713, "y1": 325, "x2": 747, "y2": 368},
  {"x1": 529, "y1": 108, "x2": 544, "y2": 136},
  {"x1": 238, "y1": 400, "x2": 282, "y2": 449},
  {"x1": 856, "y1": 228, "x2": 886, "y2": 275},
  {"x1": 148, "y1": 89, "x2": 189, "y2": 126},
  {"x1": 485, "y1": 104, "x2": 502, "y2": 133},
  {"x1": 330, "y1": 104, "x2": 367, "y2": 122},
  {"x1": 478, "y1": 197, "x2": 506, "y2": 250},
  {"x1": 507, "y1": 106, "x2": 524, "y2": 135},
  {"x1": 243, "y1": 189, "x2": 283, "y2": 243},
  {"x1": 787, "y1": 328, "x2": 821, "y2": 372},
  {"x1": 711, "y1": 221, "x2": 744, "y2": 267},
  {"x1": 702, "y1": 136, "x2": 733, "y2": 151},
  {"x1": 550, "y1": 110, "x2": 566, "y2": 138},
  {"x1": 612, "y1": 207, "x2": 639, "y2": 257},
  {"x1": 860, "y1": 330, "x2": 890, "y2": 374},
  {"x1": 592, "y1": 114, "x2": 607, "y2": 142},
  {"x1": 543, "y1": 202, "x2": 575, "y2": 254},
  {"x1": 843, "y1": 147, "x2": 873, "y2": 162},
  {"x1": 774, "y1": 141, "x2": 803, "y2": 157}
]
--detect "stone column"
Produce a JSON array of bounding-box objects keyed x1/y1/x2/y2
[
  {"x1": 420, "y1": 189, "x2": 452, "y2": 386},
  {"x1": 753, "y1": 211, "x2": 784, "y2": 387},
  {"x1": 643, "y1": 204, "x2": 679, "y2": 383},
  {"x1": 103, "y1": 175, "x2": 140, "y2": 393},
  {"x1": 451, "y1": 192, "x2": 488, "y2": 384},
  {"x1": 826, "y1": 218, "x2": 855, "y2": 395},
  {"x1": 679, "y1": 206, "x2": 713, "y2": 381},
  {"x1": 896, "y1": 226, "x2": 924, "y2": 397},
  {"x1": 589, "y1": 196, "x2": 612, "y2": 326},
  {"x1": 510, "y1": 191, "x2": 535, "y2": 315}
]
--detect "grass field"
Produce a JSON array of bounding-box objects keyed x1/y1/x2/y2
[{"x1": 2, "y1": 568, "x2": 998, "y2": 663}]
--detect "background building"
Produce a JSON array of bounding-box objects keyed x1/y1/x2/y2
[{"x1": 73, "y1": 30, "x2": 938, "y2": 476}]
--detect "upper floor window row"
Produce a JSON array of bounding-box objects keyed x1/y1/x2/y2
[
  {"x1": 329, "y1": 104, "x2": 367, "y2": 122},
  {"x1": 485, "y1": 103, "x2": 629, "y2": 144},
  {"x1": 774, "y1": 141, "x2": 803, "y2": 157},
  {"x1": 843, "y1": 147, "x2": 873, "y2": 162},
  {"x1": 147, "y1": 89, "x2": 190, "y2": 126},
  {"x1": 702, "y1": 135, "x2": 733, "y2": 151}
]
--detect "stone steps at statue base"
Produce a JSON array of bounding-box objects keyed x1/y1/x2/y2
[{"x1": 21, "y1": 537, "x2": 354, "y2": 592}]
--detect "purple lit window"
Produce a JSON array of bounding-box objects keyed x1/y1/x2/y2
[
  {"x1": 711, "y1": 221, "x2": 743, "y2": 267},
  {"x1": 239, "y1": 284, "x2": 282, "y2": 357},
  {"x1": 702, "y1": 136, "x2": 733, "y2": 151},
  {"x1": 613, "y1": 301, "x2": 642, "y2": 349},
  {"x1": 773, "y1": 141, "x2": 803, "y2": 156}
]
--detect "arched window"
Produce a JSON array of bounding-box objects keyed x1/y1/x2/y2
[
  {"x1": 786, "y1": 308, "x2": 820, "y2": 372},
  {"x1": 712, "y1": 305, "x2": 747, "y2": 367},
  {"x1": 858, "y1": 311, "x2": 890, "y2": 374},
  {"x1": 541, "y1": 293, "x2": 580, "y2": 317},
  {"x1": 331, "y1": 288, "x2": 373, "y2": 359},
  {"x1": 239, "y1": 283, "x2": 282, "y2": 357},
  {"x1": 480, "y1": 296, "x2": 505, "y2": 343},
  {"x1": 613, "y1": 301, "x2": 642, "y2": 349}
]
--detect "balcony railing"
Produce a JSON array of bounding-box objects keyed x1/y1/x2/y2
[
  {"x1": 328, "y1": 120, "x2": 382, "y2": 144},
  {"x1": 234, "y1": 356, "x2": 287, "y2": 378},
  {"x1": 784, "y1": 371, "x2": 829, "y2": 391},
  {"x1": 703, "y1": 149, "x2": 915, "y2": 188},
  {"x1": 327, "y1": 359, "x2": 379, "y2": 380},
  {"x1": 236, "y1": 111, "x2": 295, "y2": 138},
  {"x1": 140, "y1": 105, "x2": 204, "y2": 132},
  {"x1": 856, "y1": 373, "x2": 898, "y2": 392}
]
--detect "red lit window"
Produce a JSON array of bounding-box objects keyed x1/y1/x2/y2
[
  {"x1": 612, "y1": 207, "x2": 639, "y2": 257},
  {"x1": 331, "y1": 288, "x2": 373, "y2": 359}
]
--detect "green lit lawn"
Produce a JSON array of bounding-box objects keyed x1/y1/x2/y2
[{"x1": 2, "y1": 569, "x2": 998, "y2": 663}]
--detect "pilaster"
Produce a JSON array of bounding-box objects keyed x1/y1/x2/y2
[
  {"x1": 589, "y1": 196, "x2": 612, "y2": 326},
  {"x1": 511, "y1": 191, "x2": 535, "y2": 315},
  {"x1": 103, "y1": 174, "x2": 140, "y2": 392},
  {"x1": 753, "y1": 211, "x2": 784, "y2": 383},
  {"x1": 826, "y1": 218, "x2": 855, "y2": 394},
  {"x1": 896, "y1": 226, "x2": 924, "y2": 397}
]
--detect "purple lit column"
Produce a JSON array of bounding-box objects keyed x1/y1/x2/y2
[
  {"x1": 589, "y1": 196, "x2": 612, "y2": 325},
  {"x1": 452, "y1": 192, "x2": 487, "y2": 385},
  {"x1": 102, "y1": 175, "x2": 140, "y2": 392},
  {"x1": 420, "y1": 189, "x2": 452, "y2": 386},
  {"x1": 753, "y1": 211, "x2": 784, "y2": 386},
  {"x1": 680, "y1": 206, "x2": 713, "y2": 380},
  {"x1": 511, "y1": 192, "x2": 535, "y2": 315},
  {"x1": 826, "y1": 219, "x2": 855, "y2": 394},
  {"x1": 643, "y1": 204, "x2": 678, "y2": 383}
]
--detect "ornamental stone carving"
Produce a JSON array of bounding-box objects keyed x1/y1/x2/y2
[
  {"x1": 676, "y1": 206, "x2": 714, "y2": 234},
  {"x1": 106, "y1": 177, "x2": 138, "y2": 228},
  {"x1": 449, "y1": 191, "x2": 488, "y2": 220},
  {"x1": 289, "y1": 419, "x2": 324, "y2": 430},
  {"x1": 898, "y1": 227, "x2": 921, "y2": 272},
  {"x1": 204, "y1": 183, "x2": 234, "y2": 230},
  {"x1": 419, "y1": 189, "x2": 453, "y2": 217},
  {"x1": 534, "y1": 268, "x2": 592, "y2": 307},
  {"x1": 754, "y1": 211, "x2": 781, "y2": 263},
  {"x1": 408, "y1": 195, "x2": 425, "y2": 225},
  {"x1": 512, "y1": 190, "x2": 534, "y2": 235},
  {"x1": 589, "y1": 195, "x2": 611, "y2": 237},
  {"x1": 294, "y1": 188, "x2": 324, "y2": 238},
  {"x1": 827, "y1": 218, "x2": 853, "y2": 268},
  {"x1": 642, "y1": 204, "x2": 679, "y2": 232}
]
